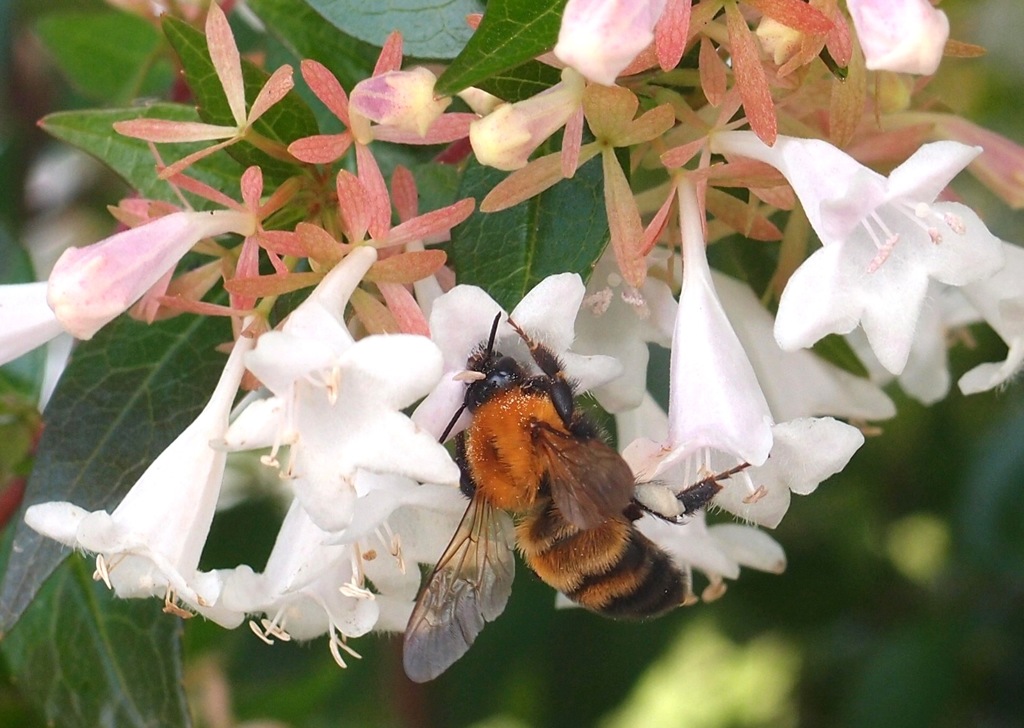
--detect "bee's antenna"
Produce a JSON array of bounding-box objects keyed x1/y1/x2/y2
[
  {"x1": 714, "y1": 462, "x2": 752, "y2": 480},
  {"x1": 484, "y1": 311, "x2": 501, "y2": 356},
  {"x1": 439, "y1": 403, "x2": 466, "y2": 443},
  {"x1": 440, "y1": 312, "x2": 501, "y2": 443}
]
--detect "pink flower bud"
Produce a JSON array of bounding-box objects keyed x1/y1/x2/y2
[
  {"x1": 553, "y1": 0, "x2": 667, "y2": 86},
  {"x1": 847, "y1": 0, "x2": 949, "y2": 75},
  {"x1": 47, "y1": 209, "x2": 255, "y2": 339},
  {"x1": 349, "y1": 67, "x2": 451, "y2": 141},
  {"x1": 469, "y1": 69, "x2": 586, "y2": 171},
  {"x1": 756, "y1": 17, "x2": 804, "y2": 67}
]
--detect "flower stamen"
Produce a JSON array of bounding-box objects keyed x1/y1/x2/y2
[
  {"x1": 249, "y1": 620, "x2": 275, "y2": 645},
  {"x1": 328, "y1": 629, "x2": 363, "y2": 668},
  {"x1": 867, "y1": 234, "x2": 900, "y2": 273},
  {"x1": 163, "y1": 588, "x2": 195, "y2": 619},
  {"x1": 339, "y1": 550, "x2": 374, "y2": 599},
  {"x1": 262, "y1": 613, "x2": 292, "y2": 641},
  {"x1": 742, "y1": 484, "x2": 769, "y2": 504},
  {"x1": 378, "y1": 521, "x2": 405, "y2": 573},
  {"x1": 324, "y1": 365, "x2": 341, "y2": 404},
  {"x1": 702, "y1": 577, "x2": 728, "y2": 602},
  {"x1": 681, "y1": 564, "x2": 699, "y2": 606},
  {"x1": 943, "y1": 211, "x2": 966, "y2": 234},
  {"x1": 249, "y1": 609, "x2": 292, "y2": 644},
  {"x1": 94, "y1": 554, "x2": 113, "y2": 589}
]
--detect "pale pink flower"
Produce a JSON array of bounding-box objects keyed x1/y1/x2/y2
[
  {"x1": 47, "y1": 209, "x2": 256, "y2": 340},
  {"x1": 620, "y1": 181, "x2": 865, "y2": 528},
  {"x1": 711, "y1": 131, "x2": 1004, "y2": 374},
  {"x1": 554, "y1": 0, "x2": 667, "y2": 85},
  {"x1": 349, "y1": 67, "x2": 452, "y2": 140},
  {"x1": 235, "y1": 249, "x2": 460, "y2": 532},
  {"x1": 958, "y1": 242, "x2": 1024, "y2": 394},
  {"x1": 847, "y1": 0, "x2": 949, "y2": 75},
  {"x1": 0, "y1": 282, "x2": 64, "y2": 366},
  {"x1": 469, "y1": 68, "x2": 586, "y2": 171},
  {"x1": 658, "y1": 178, "x2": 774, "y2": 473},
  {"x1": 24, "y1": 330, "x2": 256, "y2": 626}
]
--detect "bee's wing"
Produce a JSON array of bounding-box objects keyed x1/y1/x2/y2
[
  {"x1": 534, "y1": 424, "x2": 635, "y2": 529},
  {"x1": 402, "y1": 494, "x2": 515, "y2": 683}
]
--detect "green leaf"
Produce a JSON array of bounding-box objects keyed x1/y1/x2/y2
[
  {"x1": 303, "y1": 0, "x2": 484, "y2": 60},
  {"x1": 812, "y1": 334, "x2": 870, "y2": 378},
  {"x1": 410, "y1": 161, "x2": 461, "y2": 214},
  {"x1": 0, "y1": 313, "x2": 231, "y2": 634},
  {"x1": 435, "y1": 0, "x2": 567, "y2": 96},
  {"x1": 450, "y1": 156, "x2": 608, "y2": 310},
  {"x1": 35, "y1": 10, "x2": 174, "y2": 104},
  {"x1": 1, "y1": 556, "x2": 190, "y2": 728},
  {"x1": 476, "y1": 59, "x2": 562, "y2": 103},
  {"x1": 40, "y1": 105, "x2": 243, "y2": 205},
  {"x1": 162, "y1": 15, "x2": 319, "y2": 180},
  {"x1": 0, "y1": 224, "x2": 34, "y2": 285},
  {"x1": 248, "y1": 0, "x2": 380, "y2": 90}
]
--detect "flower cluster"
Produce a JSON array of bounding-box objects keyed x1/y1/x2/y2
[{"x1": 5, "y1": 0, "x2": 1024, "y2": 671}]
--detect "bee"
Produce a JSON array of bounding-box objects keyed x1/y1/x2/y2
[{"x1": 402, "y1": 314, "x2": 745, "y2": 682}]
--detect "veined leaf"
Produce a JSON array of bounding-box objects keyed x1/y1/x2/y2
[
  {"x1": 1, "y1": 556, "x2": 191, "y2": 728},
  {"x1": 435, "y1": 0, "x2": 567, "y2": 96},
  {"x1": 450, "y1": 156, "x2": 608, "y2": 310},
  {"x1": 35, "y1": 10, "x2": 174, "y2": 104},
  {"x1": 0, "y1": 313, "x2": 231, "y2": 634},
  {"x1": 41, "y1": 105, "x2": 243, "y2": 206},
  {"x1": 477, "y1": 60, "x2": 562, "y2": 103},
  {"x1": 248, "y1": 0, "x2": 380, "y2": 90},
  {"x1": 303, "y1": 0, "x2": 483, "y2": 60}
]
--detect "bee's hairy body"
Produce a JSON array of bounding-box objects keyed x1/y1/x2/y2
[
  {"x1": 518, "y1": 500, "x2": 686, "y2": 618},
  {"x1": 403, "y1": 316, "x2": 722, "y2": 683},
  {"x1": 456, "y1": 346, "x2": 688, "y2": 620},
  {"x1": 458, "y1": 386, "x2": 557, "y2": 512}
]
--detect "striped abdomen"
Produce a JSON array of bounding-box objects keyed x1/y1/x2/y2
[{"x1": 517, "y1": 499, "x2": 686, "y2": 619}]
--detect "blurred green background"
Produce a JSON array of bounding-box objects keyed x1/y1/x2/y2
[{"x1": 1, "y1": 1, "x2": 1023, "y2": 726}]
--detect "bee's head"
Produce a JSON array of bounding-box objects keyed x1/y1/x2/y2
[
  {"x1": 438, "y1": 313, "x2": 527, "y2": 442},
  {"x1": 465, "y1": 353, "x2": 523, "y2": 412},
  {"x1": 464, "y1": 313, "x2": 525, "y2": 411}
]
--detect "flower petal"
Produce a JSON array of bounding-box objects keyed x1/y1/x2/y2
[
  {"x1": 0, "y1": 282, "x2": 65, "y2": 366},
  {"x1": 716, "y1": 418, "x2": 863, "y2": 528},
  {"x1": 666, "y1": 180, "x2": 773, "y2": 468}
]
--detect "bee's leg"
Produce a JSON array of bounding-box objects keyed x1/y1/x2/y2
[
  {"x1": 626, "y1": 478, "x2": 718, "y2": 524},
  {"x1": 627, "y1": 463, "x2": 752, "y2": 522},
  {"x1": 676, "y1": 477, "x2": 723, "y2": 515},
  {"x1": 675, "y1": 463, "x2": 751, "y2": 514},
  {"x1": 454, "y1": 432, "x2": 478, "y2": 499},
  {"x1": 507, "y1": 317, "x2": 576, "y2": 426},
  {"x1": 624, "y1": 498, "x2": 683, "y2": 524},
  {"x1": 627, "y1": 483, "x2": 690, "y2": 524}
]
